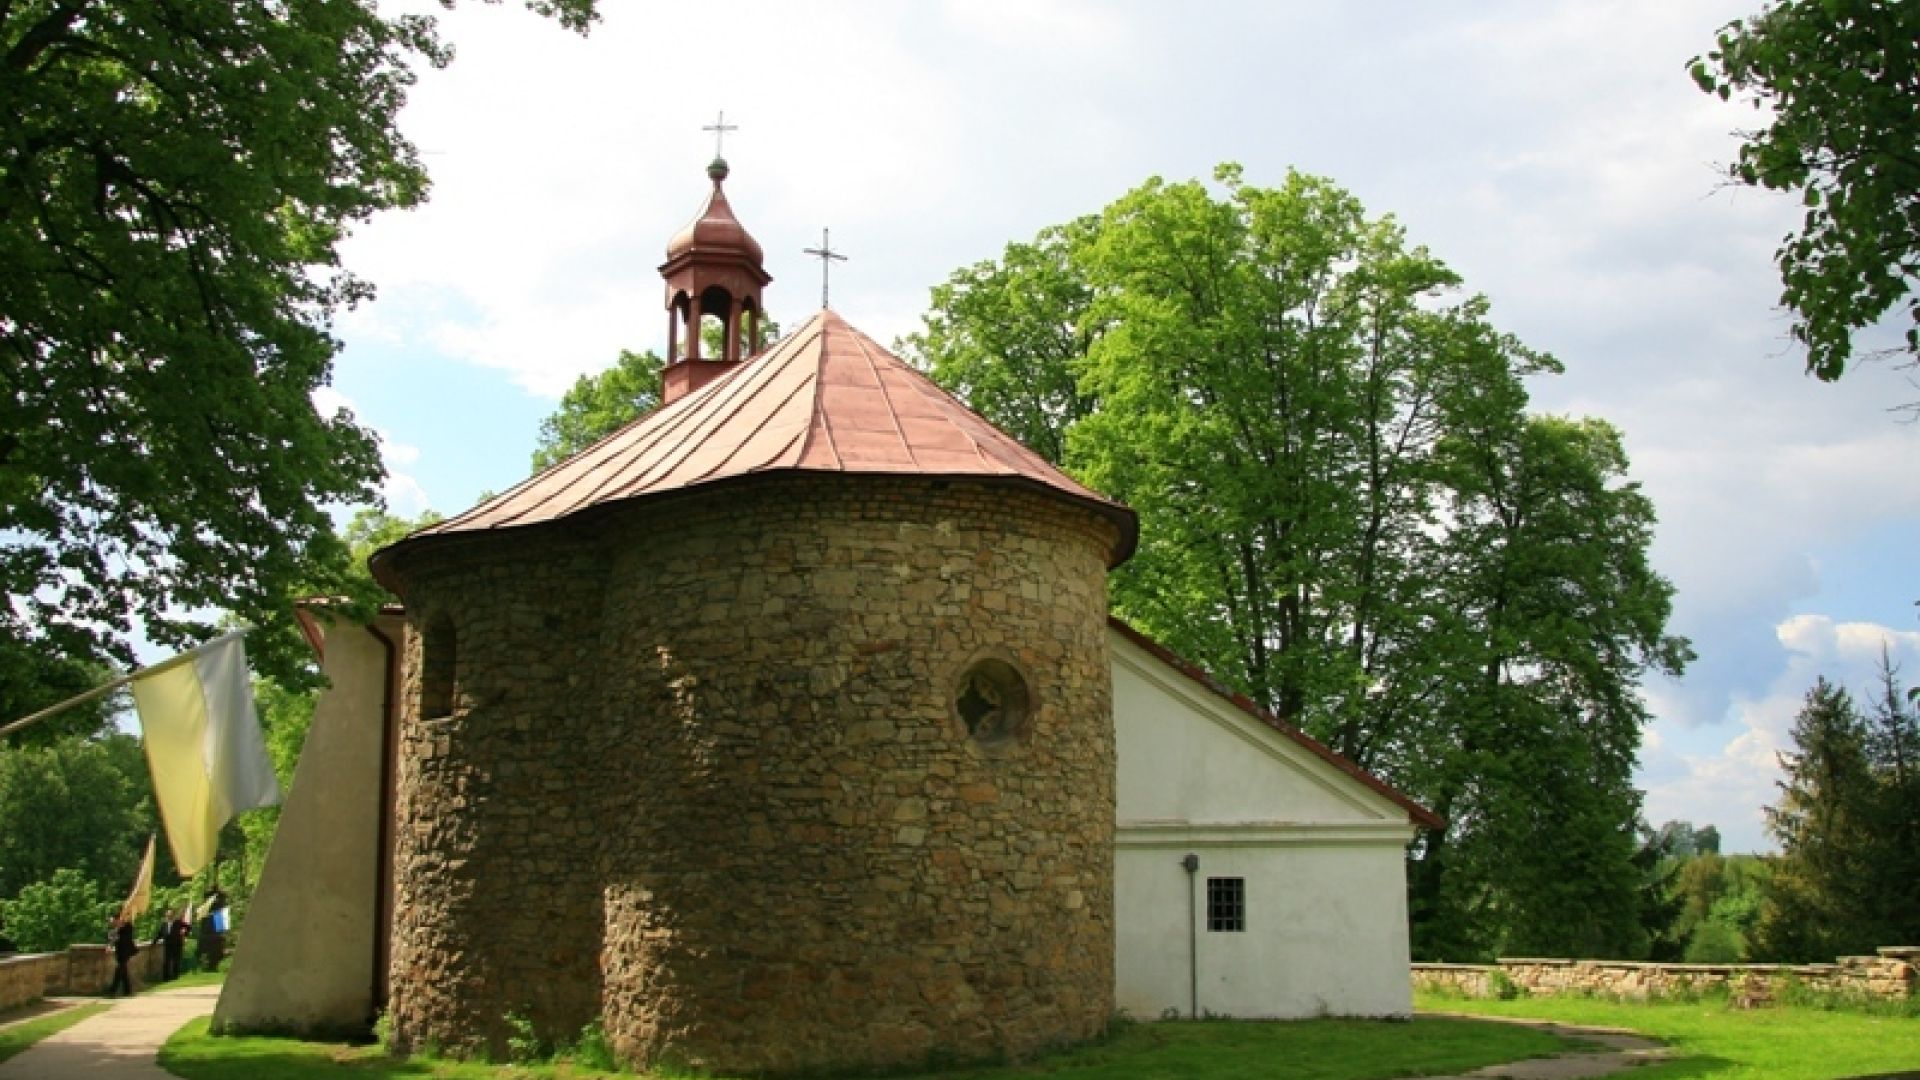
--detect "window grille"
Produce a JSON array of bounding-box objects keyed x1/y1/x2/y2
[{"x1": 1206, "y1": 876, "x2": 1245, "y2": 932}]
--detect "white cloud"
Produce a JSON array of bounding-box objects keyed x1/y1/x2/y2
[
  {"x1": 310, "y1": 386, "x2": 432, "y2": 514},
  {"x1": 383, "y1": 472, "x2": 434, "y2": 519},
  {"x1": 1642, "y1": 615, "x2": 1920, "y2": 851}
]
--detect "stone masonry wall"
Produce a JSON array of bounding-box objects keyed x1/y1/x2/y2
[
  {"x1": 384, "y1": 532, "x2": 614, "y2": 1055},
  {"x1": 1413, "y1": 946, "x2": 1919, "y2": 1005},
  {"x1": 381, "y1": 476, "x2": 1121, "y2": 1073},
  {"x1": 0, "y1": 945, "x2": 166, "y2": 1013}
]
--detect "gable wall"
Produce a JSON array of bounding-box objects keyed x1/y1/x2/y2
[{"x1": 1109, "y1": 630, "x2": 1415, "y2": 1019}]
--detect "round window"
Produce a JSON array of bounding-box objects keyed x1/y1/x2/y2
[{"x1": 953, "y1": 658, "x2": 1032, "y2": 745}]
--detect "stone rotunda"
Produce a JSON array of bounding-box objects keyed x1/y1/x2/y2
[{"x1": 368, "y1": 161, "x2": 1138, "y2": 1073}]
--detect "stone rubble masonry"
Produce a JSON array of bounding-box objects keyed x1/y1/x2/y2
[
  {"x1": 379, "y1": 476, "x2": 1121, "y2": 1074},
  {"x1": 0, "y1": 944, "x2": 166, "y2": 1012},
  {"x1": 1412, "y1": 945, "x2": 1919, "y2": 1005}
]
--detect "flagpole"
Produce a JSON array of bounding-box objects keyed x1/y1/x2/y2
[{"x1": 0, "y1": 629, "x2": 251, "y2": 740}]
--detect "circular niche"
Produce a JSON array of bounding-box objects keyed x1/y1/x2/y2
[{"x1": 953, "y1": 657, "x2": 1033, "y2": 745}]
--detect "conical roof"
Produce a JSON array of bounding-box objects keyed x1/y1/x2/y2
[
  {"x1": 663, "y1": 158, "x2": 764, "y2": 266},
  {"x1": 380, "y1": 310, "x2": 1137, "y2": 570}
]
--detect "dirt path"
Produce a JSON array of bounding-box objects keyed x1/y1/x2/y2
[
  {"x1": 1422, "y1": 1013, "x2": 1674, "y2": 1079},
  {"x1": 0, "y1": 985, "x2": 217, "y2": 1079}
]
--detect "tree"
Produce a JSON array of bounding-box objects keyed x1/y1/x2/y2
[
  {"x1": 0, "y1": 0, "x2": 598, "y2": 693},
  {"x1": 1861, "y1": 651, "x2": 1920, "y2": 945},
  {"x1": 531, "y1": 317, "x2": 787, "y2": 475},
  {"x1": 906, "y1": 220, "x2": 1100, "y2": 465},
  {"x1": 1755, "y1": 662, "x2": 1920, "y2": 959},
  {"x1": 0, "y1": 733, "x2": 149, "y2": 899},
  {"x1": 0, "y1": 867, "x2": 115, "y2": 952},
  {"x1": 1755, "y1": 677, "x2": 1880, "y2": 959},
  {"x1": 1691, "y1": 1, "x2": 1920, "y2": 387},
  {"x1": 232, "y1": 507, "x2": 441, "y2": 898},
  {"x1": 532, "y1": 349, "x2": 665, "y2": 472},
  {"x1": 1410, "y1": 415, "x2": 1689, "y2": 959},
  {"x1": 912, "y1": 165, "x2": 1688, "y2": 960}
]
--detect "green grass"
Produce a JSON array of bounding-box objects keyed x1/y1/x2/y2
[
  {"x1": 0, "y1": 1002, "x2": 110, "y2": 1064},
  {"x1": 161, "y1": 1014, "x2": 1576, "y2": 1080},
  {"x1": 1417, "y1": 991, "x2": 1920, "y2": 1079}
]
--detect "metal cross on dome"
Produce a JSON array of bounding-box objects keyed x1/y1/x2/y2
[
  {"x1": 803, "y1": 227, "x2": 847, "y2": 310},
  {"x1": 702, "y1": 110, "x2": 737, "y2": 159}
]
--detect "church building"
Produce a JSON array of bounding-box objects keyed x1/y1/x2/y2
[{"x1": 215, "y1": 158, "x2": 1436, "y2": 1073}]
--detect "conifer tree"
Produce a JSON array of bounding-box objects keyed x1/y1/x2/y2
[{"x1": 1756, "y1": 678, "x2": 1878, "y2": 959}]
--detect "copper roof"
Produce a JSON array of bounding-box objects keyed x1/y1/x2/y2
[
  {"x1": 384, "y1": 309, "x2": 1137, "y2": 566},
  {"x1": 664, "y1": 159, "x2": 764, "y2": 265}
]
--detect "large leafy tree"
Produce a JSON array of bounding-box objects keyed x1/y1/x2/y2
[
  {"x1": 0, "y1": 0, "x2": 597, "y2": 693},
  {"x1": 908, "y1": 221, "x2": 1100, "y2": 465},
  {"x1": 1691, "y1": 0, "x2": 1920, "y2": 386},
  {"x1": 909, "y1": 165, "x2": 1689, "y2": 959},
  {"x1": 0, "y1": 731, "x2": 149, "y2": 899}
]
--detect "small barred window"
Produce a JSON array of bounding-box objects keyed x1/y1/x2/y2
[{"x1": 1207, "y1": 877, "x2": 1245, "y2": 932}]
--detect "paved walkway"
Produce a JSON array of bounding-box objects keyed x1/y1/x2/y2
[
  {"x1": 0, "y1": 985, "x2": 217, "y2": 1080},
  {"x1": 1423, "y1": 1013, "x2": 1673, "y2": 1079}
]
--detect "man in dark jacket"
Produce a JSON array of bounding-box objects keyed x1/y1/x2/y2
[
  {"x1": 154, "y1": 908, "x2": 189, "y2": 981},
  {"x1": 108, "y1": 919, "x2": 137, "y2": 996}
]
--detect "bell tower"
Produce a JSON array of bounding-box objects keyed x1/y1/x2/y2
[{"x1": 659, "y1": 157, "x2": 772, "y2": 404}]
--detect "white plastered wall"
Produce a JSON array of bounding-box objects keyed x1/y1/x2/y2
[
  {"x1": 212, "y1": 612, "x2": 396, "y2": 1036},
  {"x1": 1110, "y1": 629, "x2": 1415, "y2": 1019}
]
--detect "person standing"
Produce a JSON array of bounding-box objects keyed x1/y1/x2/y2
[
  {"x1": 155, "y1": 908, "x2": 188, "y2": 981},
  {"x1": 108, "y1": 919, "x2": 137, "y2": 997}
]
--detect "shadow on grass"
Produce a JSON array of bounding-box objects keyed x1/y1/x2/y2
[
  {"x1": 164, "y1": 1015, "x2": 1586, "y2": 1080},
  {"x1": 1628, "y1": 1058, "x2": 1741, "y2": 1079}
]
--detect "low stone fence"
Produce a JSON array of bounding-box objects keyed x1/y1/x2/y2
[
  {"x1": 1414, "y1": 946, "x2": 1918, "y2": 1006},
  {"x1": 0, "y1": 944, "x2": 167, "y2": 1014}
]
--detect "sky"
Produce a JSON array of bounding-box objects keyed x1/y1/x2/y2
[{"x1": 322, "y1": 0, "x2": 1920, "y2": 854}]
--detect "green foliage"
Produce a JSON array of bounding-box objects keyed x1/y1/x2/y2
[
  {"x1": 532, "y1": 349, "x2": 666, "y2": 472},
  {"x1": 913, "y1": 164, "x2": 1688, "y2": 962},
  {"x1": 228, "y1": 507, "x2": 441, "y2": 904},
  {"x1": 566, "y1": 1018, "x2": 618, "y2": 1072},
  {"x1": 905, "y1": 220, "x2": 1100, "y2": 465},
  {"x1": 503, "y1": 1011, "x2": 545, "y2": 1065},
  {"x1": 0, "y1": 0, "x2": 600, "y2": 696},
  {"x1": 1691, "y1": 0, "x2": 1920, "y2": 385},
  {"x1": 1756, "y1": 661, "x2": 1920, "y2": 959},
  {"x1": 0, "y1": 733, "x2": 150, "y2": 899},
  {"x1": 1635, "y1": 823, "x2": 1690, "y2": 961},
  {"x1": 1662, "y1": 846, "x2": 1771, "y2": 963},
  {"x1": 0, "y1": 868, "x2": 115, "y2": 952},
  {"x1": 1487, "y1": 969, "x2": 1527, "y2": 1001},
  {"x1": 0, "y1": 654, "x2": 124, "y2": 748}
]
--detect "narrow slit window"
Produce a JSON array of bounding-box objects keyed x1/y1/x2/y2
[
  {"x1": 1206, "y1": 877, "x2": 1245, "y2": 932},
  {"x1": 420, "y1": 614, "x2": 457, "y2": 720}
]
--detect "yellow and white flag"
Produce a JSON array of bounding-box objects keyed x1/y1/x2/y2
[
  {"x1": 118, "y1": 835, "x2": 156, "y2": 924},
  {"x1": 132, "y1": 631, "x2": 280, "y2": 875}
]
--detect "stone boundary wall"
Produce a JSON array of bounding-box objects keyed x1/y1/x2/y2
[
  {"x1": 1414, "y1": 945, "x2": 1918, "y2": 1006},
  {"x1": 0, "y1": 944, "x2": 166, "y2": 1013}
]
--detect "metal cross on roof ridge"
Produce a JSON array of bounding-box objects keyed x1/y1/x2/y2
[
  {"x1": 702, "y1": 110, "x2": 737, "y2": 159},
  {"x1": 803, "y1": 227, "x2": 847, "y2": 310}
]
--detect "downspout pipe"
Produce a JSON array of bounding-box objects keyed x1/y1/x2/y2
[
  {"x1": 1181, "y1": 852, "x2": 1200, "y2": 1019},
  {"x1": 366, "y1": 620, "x2": 400, "y2": 1020}
]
